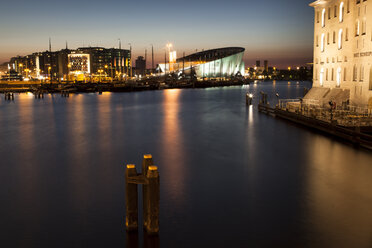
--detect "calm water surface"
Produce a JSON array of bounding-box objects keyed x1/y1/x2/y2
[{"x1": 0, "y1": 81, "x2": 371, "y2": 248}]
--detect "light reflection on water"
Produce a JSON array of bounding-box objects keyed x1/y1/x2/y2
[{"x1": 0, "y1": 81, "x2": 371, "y2": 247}]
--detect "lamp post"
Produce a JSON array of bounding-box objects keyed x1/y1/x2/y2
[
  {"x1": 48, "y1": 66, "x2": 52, "y2": 83},
  {"x1": 24, "y1": 68, "x2": 30, "y2": 80},
  {"x1": 104, "y1": 65, "x2": 108, "y2": 82},
  {"x1": 98, "y1": 69, "x2": 103, "y2": 83},
  {"x1": 7, "y1": 63, "x2": 10, "y2": 81},
  {"x1": 276, "y1": 93, "x2": 280, "y2": 108},
  {"x1": 19, "y1": 63, "x2": 23, "y2": 78},
  {"x1": 166, "y1": 43, "x2": 172, "y2": 73}
]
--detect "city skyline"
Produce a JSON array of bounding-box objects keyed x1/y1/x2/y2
[{"x1": 0, "y1": 0, "x2": 314, "y2": 68}]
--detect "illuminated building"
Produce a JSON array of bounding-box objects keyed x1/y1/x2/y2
[
  {"x1": 68, "y1": 53, "x2": 90, "y2": 74},
  {"x1": 76, "y1": 47, "x2": 130, "y2": 77},
  {"x1": 9, "y1": 47, "x2": 130, "y2": 80},
  {"x1": 310, "y1": 0, "x2": 372, "y2": 108},
  {"x1": 158, "y1": 47, "x2": 245, "y2": 78}
]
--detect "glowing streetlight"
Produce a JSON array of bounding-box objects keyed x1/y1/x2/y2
[{"x1": 48, "y1": 66, "x2": 52, "y2": 82}]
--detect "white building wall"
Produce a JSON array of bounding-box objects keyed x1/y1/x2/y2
[
  {"x1": 195, "y1": 52, "x2": 245, "y2": 78},
  {"x1": 311, "y1": 0, "x2": 372, "y2": 107}
]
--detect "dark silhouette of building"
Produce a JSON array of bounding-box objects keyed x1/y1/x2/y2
[
  {"x1": 135, "y1": 56, "x2": 146, "y2": 76},
  {"x1": 264, "y1": 60, "x2": 268, "y2": 73}
]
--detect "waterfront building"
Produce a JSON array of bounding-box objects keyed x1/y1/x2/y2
[
  {"x1": 158, "y1": 47, "x2": 245, "y2": 79},
  {"x1": 76, "y1": 47, "x2": 130, "y2": 78},
  {"x1": 310, "y1": 0, "x2": 372, "y2": 108},
  {"x1": 135, "y1": 56, "x2": 146, "y2": 76},
  {"x1": 68, "y1": 52, "x2": 90, "y2": 74},
  {"x1": 9, "y1": 47, "x2": 131, "y2": 81},
  {"x1": 264, "y1": 60, "x2": 269, "y2": 73}
]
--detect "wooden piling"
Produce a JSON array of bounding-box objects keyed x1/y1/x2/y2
[
  {"x1": 5, "y1": 92, "x2": 14, "y2": 101},
  {"x1": 125, "y1": 164, "x2": 139, "y2": 231},
  {"x1": 246, "y1": 93, "x2": 252, "y2": 105},
  {"x1": 125, "y1": 231, "x2": 139, "y2": 248},
  {"x1": 142, "y1": 154, "x2": 154, "y2": 229},
  {"x1": 145, "y1": 166, "x2": 160, "y2": 235},
  {"x1": 144, "y1": 232, "x2": 160, "y2": 248}
]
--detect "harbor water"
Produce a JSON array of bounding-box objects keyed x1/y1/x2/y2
[{"x1": 0, "y1": 81, "x2": 371, "y2": 247}]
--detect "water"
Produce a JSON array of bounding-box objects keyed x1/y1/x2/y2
[{"x1": 0, "y1": 81, "x2": 371, "y2": 248}]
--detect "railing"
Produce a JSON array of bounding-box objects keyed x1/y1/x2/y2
[
  {"x1": 277, "y1": 99, "x2": 372, "y2": 126},
  {"x1": 278, "y1": 99, "x2": 300, "y2": 109}
]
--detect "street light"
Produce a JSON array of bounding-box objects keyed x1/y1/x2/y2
[
  {"x1": 104, "y1": 65, "x2": 108, "y2": 80},
  {"x1": 98, "y1": 69, "x2": 103, "y2": 83},
  {"x1": 275, "y1": 93, "x2": 280, "y2": 108},
  {"x1": 246, "y1": 93, "x2": 253, "y2": 105},
  {"x1": 19, "y1": 63, "x2": 23, "y2": 77},
  {"x1": 24, "y1": 68, "x2": 30, "y2": 79},
  {"x1": 48, "y1": 66, "x2": 52, "y2": 83}
]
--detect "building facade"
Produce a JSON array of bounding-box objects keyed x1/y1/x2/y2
[
  {"x1": 9, "y1": 47, "x2": 131, "y2": 81},
  {"x1": 311, "y1": 0, "x2": 372, "y2": 108},
  {"x1": 135, "y1": 56, "x2": 146, "y2": 76},
  {"x1": 158, "y1": 47, "x2": 245, "y2": 79}
]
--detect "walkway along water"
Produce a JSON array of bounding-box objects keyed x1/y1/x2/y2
[{"x1": 257, "y1": 93, "x2": 372, "y2": 150}]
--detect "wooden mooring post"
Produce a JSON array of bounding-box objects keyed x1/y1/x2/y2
[
  {"x1": 125, "y1": 164, "x2": 139, "y2": 231},
  {"x1": 4, "y1": 92, "x2": 15, "y2": 101},
  {"x1": 246, "y1": 93, "x2": 253, "y2": 105},
  {"x1": 34, "y1": 91, "x2": 44, "y2": 99},
  {"x1": 125, "y1": 154, "x2": 160, "y2": 235},
  {"x1": 61, "y1": 90, "x2": 70, "y2": 97}
]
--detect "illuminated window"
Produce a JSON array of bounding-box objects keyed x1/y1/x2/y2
[
  {"x1": 322, "y1": 9, "x2": 326, "y2": 27},
  {"x1": 320, "y1": 68, "x2": 324, "y2": 86},
  {"x1": 355, "y1": 20, "x2": 360, "y2": 36},
  {"x1": 340, "y1": 2, "x2": 344, "y2": 22},
  {"x1": 338, "y1": 29, "x2": 343, "y2": 49},
  {"x1": 321, "y1": 33, "x2": 325, "y2": 52},
  {"x1": 337, "y1": 67, "x2": 342, "y2": 87}
]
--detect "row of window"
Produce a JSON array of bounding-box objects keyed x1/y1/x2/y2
[
  {"x1": 317, "y1": 29, "x2": 346, "y2": 51},
  {"x1": 316, "y1": 65, "x2": 371, "y2": 87},
  {"x1": 316, "y1": 0, "x2": 368, "y2": 26},
  {"x1": 316, "y1": 20, "x2": 369, "y2": 51},
  {"x1": 315, "y1": 56, "x2": 348, "y2": 64}
]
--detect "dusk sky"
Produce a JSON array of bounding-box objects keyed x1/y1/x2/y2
[{"x1": 0, "y1": 0, "x2": 314, "y2": 68}]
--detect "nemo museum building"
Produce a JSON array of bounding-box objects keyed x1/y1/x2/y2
[{"x1": 158, "y1": 47, "x2": 245, "y2": 79}]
